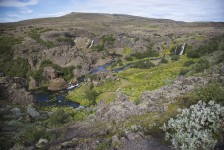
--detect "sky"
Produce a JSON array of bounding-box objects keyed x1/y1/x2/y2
[{"x1": 0, "y1": 0, "x2": 223, "y2": 23}]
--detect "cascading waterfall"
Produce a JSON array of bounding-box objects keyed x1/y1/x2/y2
[
  {"x1": 179, "y1": 43, "x2": 186, "y2": 55},
  {"x1": 89, "y1": 40, "x2": 94, "y2": 48}
]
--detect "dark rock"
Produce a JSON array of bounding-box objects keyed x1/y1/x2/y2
[
  {"x1": 220, "y1": 64, "x2": 224, "y2": 75},
  {"x1": 27, "y1": 105, "x2": 40, "y2": 118},
  {"x1": 0, "y1": 76, "x2": 35, "y2": 105}
]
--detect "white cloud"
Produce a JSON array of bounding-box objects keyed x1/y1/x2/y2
[{"x1": 0, "y1": 0, "x2": 39, "y2": 7}]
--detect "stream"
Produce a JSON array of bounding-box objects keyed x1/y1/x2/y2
[{"x1": 34, "y1": 60, "x2": 131, "y2": 108}]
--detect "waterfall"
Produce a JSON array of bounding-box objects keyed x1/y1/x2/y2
[
  {"x1": 89, "y1": 40, "x2": 94, "y2": 48},
  {"x1": 179, "y1": 43, "x2": 186, "y2": 55},
  {"x1": 174, "y1": 46, "x2": 177, "y2": 55}
]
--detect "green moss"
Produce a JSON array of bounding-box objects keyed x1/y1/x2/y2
[{"x1": 123, "y1": 47, "x2": 132, "y2": 55}]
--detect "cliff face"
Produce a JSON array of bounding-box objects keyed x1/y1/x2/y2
[{"x1": 0, "y1": 76, "x2": 35, "y2": 105}]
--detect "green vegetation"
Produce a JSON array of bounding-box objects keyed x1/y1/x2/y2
[
  {"x1": 194, "y1": 58, "x2": 209, "y2": 72},
  {"x1": 2, "y1": 57, "x2": 31, "y2": 78},
  {"x1": 197, "y1": 82, "x2": 224, "y2": 105},
  {"x1": 131, "y1": 60, "x2": 155, "y2": 69},
  {"x1": 32, "y1": 60, "x2": 74, "y2": 82},
  {"x1": 102, "y1": 34, "x2": 115, "y2": 45},
  {"x1": 183, "y1": 60, "x2": 196, "y2": 67},
  {"x1": 171, "y1": 55, "x2": 180, "y2": 61},
  {"x1": 130, "y1": 47, "x2": 159, "y2": 59},
  {"x1": 56, "y1": 36, "x2": 73, "y2": 45},
  {"x1": 28, "y1": 28, "x2": 54, "y2": 48},
  {"x1": 123, "y1": 47, "x2": 132, "y2": 55},
  {"x1": 0, "y1": 36, "x2": 23, "y2": 61},
  {"x1": 161, "y1": 101, "x2": 224, "y2": 150},
  {"x1": 93, "y1": 34, "x2": 115, "y2": 51},
  {"x1": 0, "y1": 35, "x2": 31, "y2": 78},
  {"x1": 160, "y1": 57, "x2": 168, "y2": 64},
  {"x1": 179, "y1": 68, "x2": 190, "y2": 75}
]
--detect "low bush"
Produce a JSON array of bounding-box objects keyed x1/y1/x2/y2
[
  {"x1": 46, "y1": 109, "x2": 71, "y2": 126},
  {"x1": 171, "y1": 55, "x2": 180, "y2": 61},
  {"x1": 130, "y1": 47, "x2": 159, "y2": 59},
  {"x1": 132, "y1": 60, "x2": 155, "y2": 69},
  {"x1": 197, "y1": 83, "x2": 224, "y2": 105},
  {"x1": 161, "y1": 101, "x2": 224, "y2": 150},
  {"x1": 183, "y1": 60, "x2": 195, "y2": 67},
  {"x1": 194, "y1": 59, "x2": 209, "y2": 72},
  {"x1": 179, "y1": 68, "x2": 190, "y2": 75},
  {"x1": 187, "y1": 50, "x2": 201, "y2": 58},
  {"x1": 160, "y1": 57, "x2": 168, "y2": 64}
]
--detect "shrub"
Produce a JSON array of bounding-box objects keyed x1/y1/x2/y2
[
  {"x1": 22, "y1": 125, "x2": 47, "y2": 143},
  {"x1": 160, "y1": 57, "x2": 168, "y2": 64},
  {"x1": 130, "y1": 47, "x2": 159, "y2": 59},
  {"x1": 125, "y1": 56, "x2": 134, "y2": 61},
  {"x1": 85, "y1": 89, "x2": 98, "y2": 106},
  {"x1": 197, "y1": 83, "x2": 224, "y2": 104},
  {"x1": 2, "y1": 57, "x2": 31, "y2": 78},
  {"x1": 183, "y1": 60, "x2": 195, "y2": 67},
  {"x1": 171, "y1": 55, "x2": 180, "y2": 61},
  {"x1": 161, "y1": 101, "x2": 224, "y2": 150},
  {"x1": 132, "y1": 60, "x2": 155, "y2": 69},
  {"x1": 194, "y1": 59, "x2": 209, "y2": 72},
  {"x1": 46, "y1": 109, "x2": 71, "y2": 126},
  {"x1": 77, "y1": 65, "x2": 82, "y2": 69},
  {"x1": 187, "y1": 50, "x2": 201, "y2": 58},
  {"x1": 179, "y1": 68, "x2": 190, "y2": 75}
]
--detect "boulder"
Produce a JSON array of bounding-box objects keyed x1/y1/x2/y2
[
  {"x1": 27, "y1": 105, "x2": 40, "y2": 118},
  {"x1": 96, "y1": 93, "x2": 140, "y2": 122},
  {"x1": 74, "y1": 37, "x2": 91, "y2": 50},
  {"x1": 220, "y1": 64, "x2": 224, "y2": 76},
  {"x1": 48, "y1": 78, "x2": 67, "y2": 91},
  {"x1": 35, "y1": 138, "x2": 48, "y2": 148},
  {"x1": 0, "y1": 76, "x2": 35, "y2": 105}
]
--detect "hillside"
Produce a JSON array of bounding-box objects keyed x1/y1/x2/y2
[{"x1": 0, "y1": 13, "x2": 224, "y2": 150}]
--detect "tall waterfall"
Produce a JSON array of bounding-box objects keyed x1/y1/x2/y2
[
  {"x1": 179, "y1": 43, "x2": 186, "y2": 55},
  {"x1": 89, "y1": 40, "x2": 94, "y2": 48}
]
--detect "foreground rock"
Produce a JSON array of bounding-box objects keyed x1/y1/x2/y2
[
  {"x1": 0, "y1": 76, "x2": 35, "y2": 105},
  {"x1": 95, "y1": 93, "x2": 140, "y2": 122},
  {"x1": 48, "y1": 78, "x2": 68, "y2": 91}
]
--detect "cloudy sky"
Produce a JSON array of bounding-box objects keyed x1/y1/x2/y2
[{"x1": 0, "y1": 0, "x2": 223, "y2": 23}]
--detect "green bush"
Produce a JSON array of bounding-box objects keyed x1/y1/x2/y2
[
  {"x1": 130, "y1": 47, "x2": 159, "y2": 59},
  {"x1": 28, "y1": 28, "x2": 54, "y2": 48},
  {"x1": 85, "y1": 89, "x2": 98, "y2": 106},
  {"x1": 197, "y1": 83, "x2": 224, "y2": 104},
  {"x1": 46, "y1": 109, "x2": 71, "y2": 126},
  {"x1": 2, "y1": 57, "x2": 31, "y2": 78},
  {"x1": 102, "y1": 34, "x2": 115, "y2": 45},
  {"x1": 57, "y1": 36, "x2": 73, "y2": 45},
  {"x1": 183, "y1": 60, "x2": 195, "y2": 67},
  {"x1": 194, "y1": 59, "x2": 209, "y2": 72},
  {"x1": 187, "y1": 50, "x2": 201, "y2": 58},
  {"x1": 171, "y1": 55, "x2": 180, "y2": 61},
  {"x1": 77, "y1": 65, "x2": 82, "y2": 69},
  {"x1": 22, "y1": 125, "x2": 47, "y2": 143},
  {"x1": 160, "y1": 57, "x2": 168, "y2": 64},
  {"x1": 161, "y1": 101, "x2": 224, "y2": 150},
  {"x1": 179, "y1": 68, "x2": 190, "y2": 75},
  {"x1": 125, "y1": 56, "x2": 134, "y2": 61},
  {"x1": 132, "y1": 60, "x2": 155, "y2": 69}
]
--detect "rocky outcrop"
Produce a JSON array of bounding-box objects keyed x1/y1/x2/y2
[
  {"x1": 95, "y1": 93, "x2": 140, "y2": 122},
  {"x1": 48, "y1": 78, "x2": 67, "y2": 91},
  {"x1": 74, "y1": 37, "x2": 91, "y2": 50},
  {"x1": 0, "y1": 76, "x2": 35, "y2": 105},
  {"x1": 43, "y1": 66, "x2": 57, "y2": 80}
]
